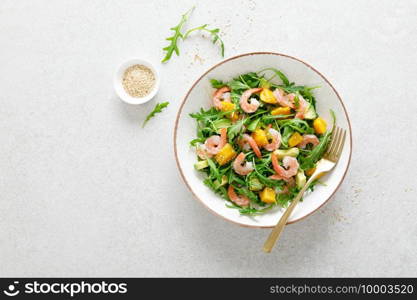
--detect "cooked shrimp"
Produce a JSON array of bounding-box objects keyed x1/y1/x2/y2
[
  {"x1": 281, "y1": 181, "x2": 295, "y2": 194},
  {"x1": 298, "y1": 134, "x2": 319, "y2": 148},
  {"x1": 264, "y1": 127, "x2": 281, "y2": 151},
  {"x1": 213, "y1": 86, "x2": 231, "y2": 109},
  {"x1": 239, "y1": 88, "x2": 262, "y2": 113},
  {"x1": 240, "y1": 134, "x2": 262, "y2": 158},
  {"x1": 274, "y1": 90, "x2": 308, "y2": 119},
  {"x1": 269, "y1": 175, "x2": 295, "y2": 194},
  {"x1": 196, "y1": 145, "x2": 213, "y2": 159},
  {"x1": 273, "y1": 88, "x2": 295, "y2": 108},
  {"x1": 238, "y1": 138, "x2": 251, "y2": 151},
  {"x1": 271, "y1": 154, "x2": 299, "y2": 178},
  {"x1": 204, "y1": 128, "x2": 227, "y2": 155},
  {"x1": 233, "y1": 152, "x2": 254, "y2": 175},
  {"x1": 227, "y1": 185, "x2": 250, "y2": 207},
  {"x1": 269, "y1": 174, "x2": 295, "y2": 185}
]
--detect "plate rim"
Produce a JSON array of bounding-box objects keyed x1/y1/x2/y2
[{"x1": 173, "y1": 51, "x2": 353, "y2": 228}]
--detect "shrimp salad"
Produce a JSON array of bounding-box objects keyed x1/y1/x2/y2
[{"x1": 190, "y1": 68, "x2": 335, "y2": 215}]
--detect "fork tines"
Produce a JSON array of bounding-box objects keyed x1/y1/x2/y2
[{"x1": 325, "y1": 126, "x2": 346, "y2": 162}]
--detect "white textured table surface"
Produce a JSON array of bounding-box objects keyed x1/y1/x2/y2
[{"x1": 1, "y1": 0, "x2": 416, "y2": 277}]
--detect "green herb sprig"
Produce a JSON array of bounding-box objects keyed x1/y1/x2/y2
[
  {"x1": 184, "y1": 24, "x2": 225, "y2": 57},
  {"x1": 161, "y1": 7, "x2": 195, "y2": 63},
  {"x1": 162, "y1": 7, "x2": 225, "y2": 63},
  {"x1": 142, "y1": 102, "x2": 169, "y2": 127}
]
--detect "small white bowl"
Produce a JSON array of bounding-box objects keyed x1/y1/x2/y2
[{"x1": 114, "y1": 58, "x2": 160, "y2": 105}]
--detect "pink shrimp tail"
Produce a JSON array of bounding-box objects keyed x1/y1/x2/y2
[
  {"x1": 239, "y1": 88, "x2": 262, "y2": 113},
  {"x1": 227, "y1": 185, "x2": 250, "y2": 207},
  {"x1": 298, "y1": 134, "x2": 319, "y2": 148},
  {"x1": 213, "y1": 87, "x2": 231, "y2": 109}
]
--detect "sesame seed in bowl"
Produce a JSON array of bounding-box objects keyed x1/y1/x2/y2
[{"x1": 114, "y1": 58, "x2": 160, "y2": 105}]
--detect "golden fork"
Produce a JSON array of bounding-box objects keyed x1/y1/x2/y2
[{"x1": 263, "y1": 126, "x2": 347, "y2": 253}]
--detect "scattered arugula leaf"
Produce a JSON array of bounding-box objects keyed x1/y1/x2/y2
[
  {"x1": 142, "y1": 102, "x2": 169, "y2": 127},
  {"x1": 184, "y1": 24, "x2": 225, "y2": 57},
  {"x1": 161, "y1": 7, "x2": 195, "y2": 63}
]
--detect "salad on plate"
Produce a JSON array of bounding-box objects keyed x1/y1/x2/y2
[{"x1": 190, "y1": 68, "x2": 335, "y2": 215}]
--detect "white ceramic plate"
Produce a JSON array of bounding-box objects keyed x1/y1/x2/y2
[{"x1": 174, "y1": 52, "x2": 352, "y2": 228}]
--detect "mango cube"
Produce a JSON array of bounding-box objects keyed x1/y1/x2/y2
[
  {"x1": 260, "y1": 187, "x2": 276, "y2": 204},
  {"x1": 271, "y1": 106, "x2": 292, "y2": 116},
  {"x1": 313, "y1": 117, "x2": 327, "y2": 134},
  {"x1": 252, "y1": 129, "x2": 269, "y2": 147},
  {"x1": 220, "y1": 102, "x2": 239, "y2": 122},
  {"x1": 260, "y1": 88, "x2": 277, "y2": 104},
  {"x1": 288, "y1": 132, "x2": 303, "y2": 147},
  {"x1": 215, "y1": 143, "x2": 237, "y2": 166},
  {"x1": 220, "y1": 101, "x2": 235, "y2": 112}
]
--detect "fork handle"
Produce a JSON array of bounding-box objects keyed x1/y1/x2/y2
[{"x1": 263, "y1": 175, "x2": 317, "y2": 253}]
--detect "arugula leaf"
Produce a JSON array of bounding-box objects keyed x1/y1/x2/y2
[
  {"x1": 234, "y1": 186, "x2": 259, "y2": 203},
  {"x1": 228, "y1": 80, "x2": 250, "y2": 91},
  {"x1": 261, "y1": 114, "x2": 295, "y2": 124},
  {"x1": 276, "y1": 118, "x2": 314, "y2": 147},
  {"x1": 259, "y1": 77, "x2": 271, "y2": 88},
  {"x1": 206, "y1": 158, "x2": 220, "y2": 179},
  {"x1": 161, "y1": 7, "x2": 194, "y2": 63},
  {"x1": 226, "y1": 202, "x2": 275, "y2": 215},
  {"x1": 189, "y1": 107, "x2": 225, "y2": 122},
  {"x1": 142, "y1": 102, "x2": 169, "y2": 127},
  {"x1": 227, "y1": 118, "x2": 246, "y2": 140},
  {"x1": 253, "y1": 159, "x2": 285, "y2": 188},
  {"x1": 299, "y1": 135, "x2": 330, "y2": 170},
  {"x1": 210, "y1": 79, "x2": 225, "y2": 88},
  {"x1": 204, "y1": 178, "x2": 228, "y2": 199},
  {"x1": 278, "y1": 119, "x2": 314, "y2": 134},
  {"x1": 238, "y1": 72, "x2": 261, "y2": 88},
  {"x1": 247, "y1": 118, "x2": 261, "y2": 132},
  {"x1": 293, "y1": 94, "x2": 300, "y2": 109},
  {"x1": 190, "y1": 137, "x2": 205, "y2": 146},
  {"x1": 299, "y1": 110, "x2": 336, "y2": 169},
  {"x1": 277, "y1": 186, "x2": 299, "y2": 207},
  {"x1": 184, "y1": 24, "x2": 225, "y2": 57},
  {"x1": 212, "y1": 118, "x2": 232, "y2": 130},
  {"x1": 259, "y1": 68, "x2": 291, "y2": 86},
  {"x1": 227, "y1": 170, "x2": 246, "y2": 186}
]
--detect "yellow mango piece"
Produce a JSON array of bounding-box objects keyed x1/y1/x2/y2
[
  {"x1": 229, "y1": 112, "x2": 239, "y2": 122},
  {"x1": 313, "y1": 117, "x2": 327, "y2": 134},
  {"x1": 220, "y1": 101, "x2": 235, "y2": 112},
  {"x1": 305, "y1": 168, "x2": 315, "y2": 177},
  {"x1": 215, "y1": 143, "x2": 237, "y2": 166},
  {"x1": 317, "y1": 172, "x2": 326, "y2": 179},
  {"x1": 220, "y1": 102, "x2": 239, "y2": 121},
  {"x1": 305, "y1": 167, "x2": 326, "y2": 179},
  {"x1": 259, "y1": 187, "x2": 276, "y2": 204},
  {"x1": 271, "y1": 106, "x2": 291, "y2": 116},
  {"x1": 288, "y1": 132, "x2": 303, "y2": 147},
  {"x1": 252, "y1": 129, "x2": 268, "y2": 147},
  {"x1": 260, "y1": 88, "x2": 277, "y2": 104}
]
